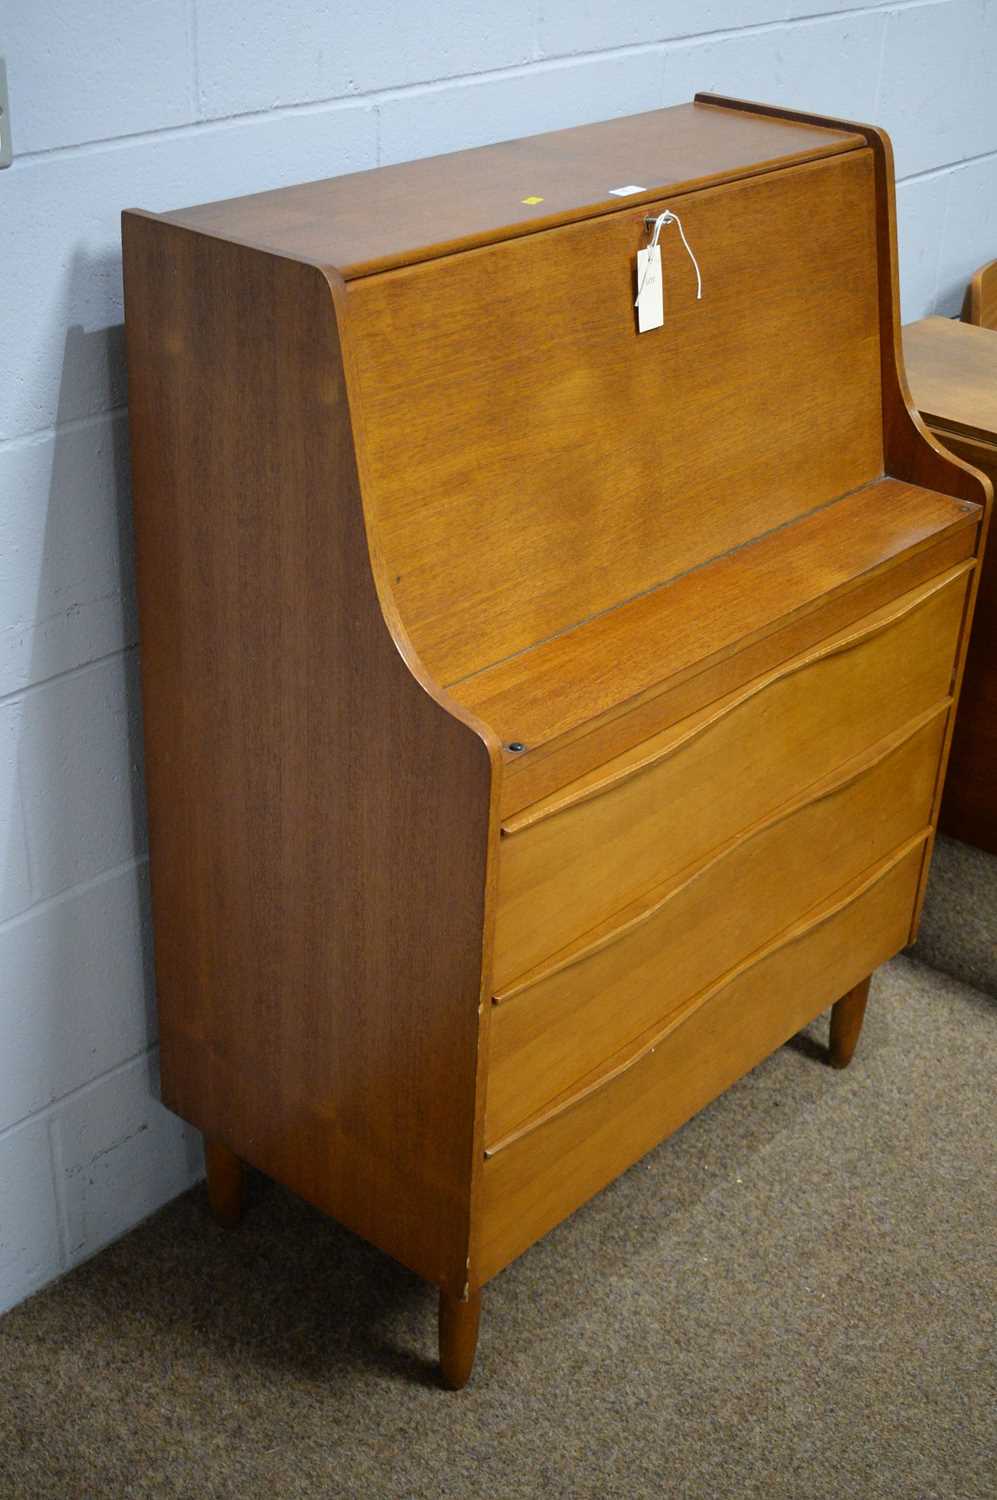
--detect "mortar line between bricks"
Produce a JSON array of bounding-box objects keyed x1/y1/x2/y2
[
  {"x1": 0, "y1": 1042, "x2": 160, "y2": 1148},
  {"x1": 931, "y1": 188, "x2": 955, "y2": 317},
  {"x1": 871, "y1": 0, "x2": 891, "y2": 124},
  {"x1": 898, "y1": 146, "x2": 997, "y2": 186},
  {"x1": 0, "y1": 404, "x2": 128, "y2": 456},
  {"x1": 7, "y1": 0, "x2": 947, "y2": 169},
  {"x1": 187, "y1": 0, "x2": 202, "y2": 123},
  {"x1": 0, "y1": 852, "x2": 148, "y2": 941},
  {"x1": 46, "y1": 1114, "x2": 71, "y2": 1271},
  {"x1": 0, "y1": 642, "x2": 135, "y2": 711}
]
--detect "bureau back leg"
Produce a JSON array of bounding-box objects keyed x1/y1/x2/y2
[
  {"x1": 439, "y1": 1288, "x2": 481, "y2": 1390},
  {"x1": 828, "y1": 976, "x2": 871, "y2": 1069},
  {"x1": 204, "y1": 1138, "x2": 246, "y2": 1227}
]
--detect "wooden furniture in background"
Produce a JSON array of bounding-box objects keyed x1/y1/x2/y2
[
  {"x1": 903, "y1": 315, "x2": 997, "y2": 852},
  {"x1": 962, "y1": 256, "x2": 997, "y2": 329},
  {"x1": 123, "y1": 96, "x2": 990, "y2": 1389}
]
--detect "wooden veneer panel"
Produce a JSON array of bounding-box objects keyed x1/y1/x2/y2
[
  {"x1": 348, "y1": 150, "x2": 883, "y2": 684},
  {"x1": 161, "y1": 102, "x2": 863, "y2": 278},
  {"x1": 480, "y1": 840, "x2": 926, "y2": 1280}
]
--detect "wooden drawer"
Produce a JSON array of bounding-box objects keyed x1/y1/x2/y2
[
  {"x1": 480, "y1": 837, "x2": 926, "y2": 1281},
  {"x1": 492, "y1": 567, "x2": 969, "y2": 989},
  {"x1": 486, "y1": 706, "x2": 946, "y2": 1145}
]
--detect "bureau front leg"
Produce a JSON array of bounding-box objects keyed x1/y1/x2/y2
[
  {"x1": 439, "y1": 1288, "x2": 481, "y2": 1390},
  {"x1": 204, "y1": 1138, "x2": 246, "y2": 1227},
  {"x1": 828, "y1": 977, "x2": 871, "y2": 1069}
]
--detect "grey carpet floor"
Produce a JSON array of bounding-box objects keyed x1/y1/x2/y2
[
  {"x1": 913, "y1": 836, "x2": 997, "y2": 998},
  {"x1": 1, "y1": 955, "x2": 995, "y2": 1500}
]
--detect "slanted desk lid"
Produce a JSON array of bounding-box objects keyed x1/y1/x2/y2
[
  {"x1": 159, "y1": 100, "x2": 864, "y2": 279},
  {"x1": 904, "y1": 316, "x2": 997, "y2": 447}
]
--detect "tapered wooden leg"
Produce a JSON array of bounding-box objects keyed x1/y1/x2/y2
[
  {"x1": 204, "y1": 1138, "x2": 246, "y2": 1227},
  {"x1": 828, "y1": 977, "x2": 871, "y2": 1070},
  {"x1": 438, "y1": 1288, "x2": 481, "y2": 1390}
]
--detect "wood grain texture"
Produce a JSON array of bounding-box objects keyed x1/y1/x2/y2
[
  {"x1": 903, "y1": 317, "x2": 997, "y2": 854},
  {"x1": 439, "y1": 1289, "x2": 482, "y2": 1390},
  {"x1": 480, "y1": 841, "x2": 925, "y2": 1281},
  {"x1": 349, "y1": 150, "x2": 883, "y2": 686},
  {"x1": 452, "y1": 477, "x2": 976, "y2": 771},
  {"x1": 204, "y1": 1139, "x2": 246, "y2": 1229},
  {"x1": 697, "y1": 94, "x2": 991, "y2": 930},
  {"x1": 828, "y1": 978, "x2": 871, "y2": 1070},
  {"x1": 159, "y1": 103, "x2": 862, "y2": 280},
  {"x1": 495, "y1": 525, "x2": 976, "y2": 817},
  {"x1": 692, "y1": 100, "x2": 989, "y2": 506},
  {"x1": 904, "y1": 317, "x2": 997, "y2": 444},
  {"x1": 962, "y1": 257, "x2": 997, "y2": 330},
  {"x1": 486, "y1": 708, "x2": 947, "y2": 1144},
  {"x1": 492, "y1": 568, "x2": 969, "y2": 989},
  {"x1": 122, "y1": 215, "x2": 499, "y2": 1293},
  {"x1": 123, "y1": 101, "x2": 986, "y2": 1367}
]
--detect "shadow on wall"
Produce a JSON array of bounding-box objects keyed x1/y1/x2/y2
[{"x1": 2, "y1": 244, "x2": 201, "y2": 1201}]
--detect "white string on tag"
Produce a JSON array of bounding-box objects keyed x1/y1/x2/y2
[{"x1": 634, "y1": 209, "x2": 703, "y2": 308}]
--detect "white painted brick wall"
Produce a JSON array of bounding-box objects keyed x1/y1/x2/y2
[{"x1": 1, "y1": 0, "x2": 995, "y2": 1317}]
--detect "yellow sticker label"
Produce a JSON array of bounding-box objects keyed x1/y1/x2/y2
[{"x1": 521, "y1": 195, "x2": 544, "y2": 205}]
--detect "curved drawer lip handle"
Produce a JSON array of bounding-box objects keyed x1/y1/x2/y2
[
  {"x1": 493, "y1": 699, "x2": 950, "y2": 1004},
  {"x1": 501, "y1": 561, "x2": 972, "y2": 838},
  {"x1": 484, "y1": 830, "x2": 930, "y2": 1159}
]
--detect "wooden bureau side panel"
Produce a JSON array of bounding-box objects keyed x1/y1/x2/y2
[
  {"x1": 122, "y1": 216, "x2": 496, "y2": 1292},
  {"x1": 930, "y1": 431, "x2": 997, "y2": 852},
  {"x1": 347, "y1": 150, "x2": 882, "y2": 685},
  {"x1": 480, "y1": 842, "x2": 924, "y2": 1283},
  {"x1": 493, "y1": 569, "x2": 969, "y2": 988},
  {"x1": 486, "y1": 708, "x2": 947, "y2": 1143}
]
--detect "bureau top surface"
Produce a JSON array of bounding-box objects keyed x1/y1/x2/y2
[
  {"x1": 903, "y1": 316, "x2": 997, "y2": 446},
  {"x1": 157, "y1": 100, "x2": 863, "y2": 279}
]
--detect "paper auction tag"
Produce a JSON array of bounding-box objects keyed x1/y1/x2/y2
[{"x1": 635, "y1": 245, "x2": 663, "y2": 333}]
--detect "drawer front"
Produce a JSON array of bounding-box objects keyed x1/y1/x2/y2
[
  {"x1": 480, "y1": 839, "x2": 925, "y2": 1282},
  {"x1": 486, "y1": 708, "x2": 946, "y2": 1146},
  {"x1": 492, "y1": 568, "x2": 968, "y2": 989}
]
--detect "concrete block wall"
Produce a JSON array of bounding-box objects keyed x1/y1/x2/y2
[{"x1": 2, "y1": 0, "x2": 995, "y2": 1315}]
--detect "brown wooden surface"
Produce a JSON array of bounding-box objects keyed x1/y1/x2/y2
[
  {"x1": 487, "y1": 709, "x2": 946, "y2": 1144},
  {"x1": 349, "y1": 150, "x2": 882, "y2": 687},
  {"x1": 496, "y1": 525, "x2": 976, "y2": 817},
  {"x1": 903, "y1": 317, "x2": 997, "y2": 853},
  {"x1": 903, "y1": 317, "x2": 997, "y2": 444},
  {"x1": 204, "y1": 1139, "x2": 246, "y2": 1228},
  {"x1": 452, "y1": 477, "x2": 976, "y2": 769},
  {"x1": 159, "y1": 103, "x2": 862, "y2": 280},
  {"x1": 699, "y1": 94, "x2": 991, "y2": 926},
  {"x1": 480, "y1": 841, "x2": 925, "y2": 1280},
  {"x1": 438, "y1": 1289, "x2": 482, "y2": 1390},
  {"x1": 828, "y1": 978, "x2": 871, "y2": 1069},
  {"x1": 492, "y1": 569, "x2": 969, "y2": 989},
  {"x1": 694, "y1": 98, "x2": 990, "y2": 510},
  {"x1": 933, "y1": 432, "x2": 997, "y2": 852},
  {"x1": 962, "y1": 257, "x2": 997, "y2": 329},
  {"x1": 124, "y1": 100, "x2": 988, "y2": 1365},
  {"x1": 122, "y1": 216, "x2": 498, "y2": 1294}
]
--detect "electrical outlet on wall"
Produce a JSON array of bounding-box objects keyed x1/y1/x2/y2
[{"x1": 0, "y1": 59, "x2": 12, "y2": 168}]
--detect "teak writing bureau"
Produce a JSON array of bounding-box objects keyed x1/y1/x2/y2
[{"x1": 123, "y1": 95, "x2": 991, "y2": 1388}]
